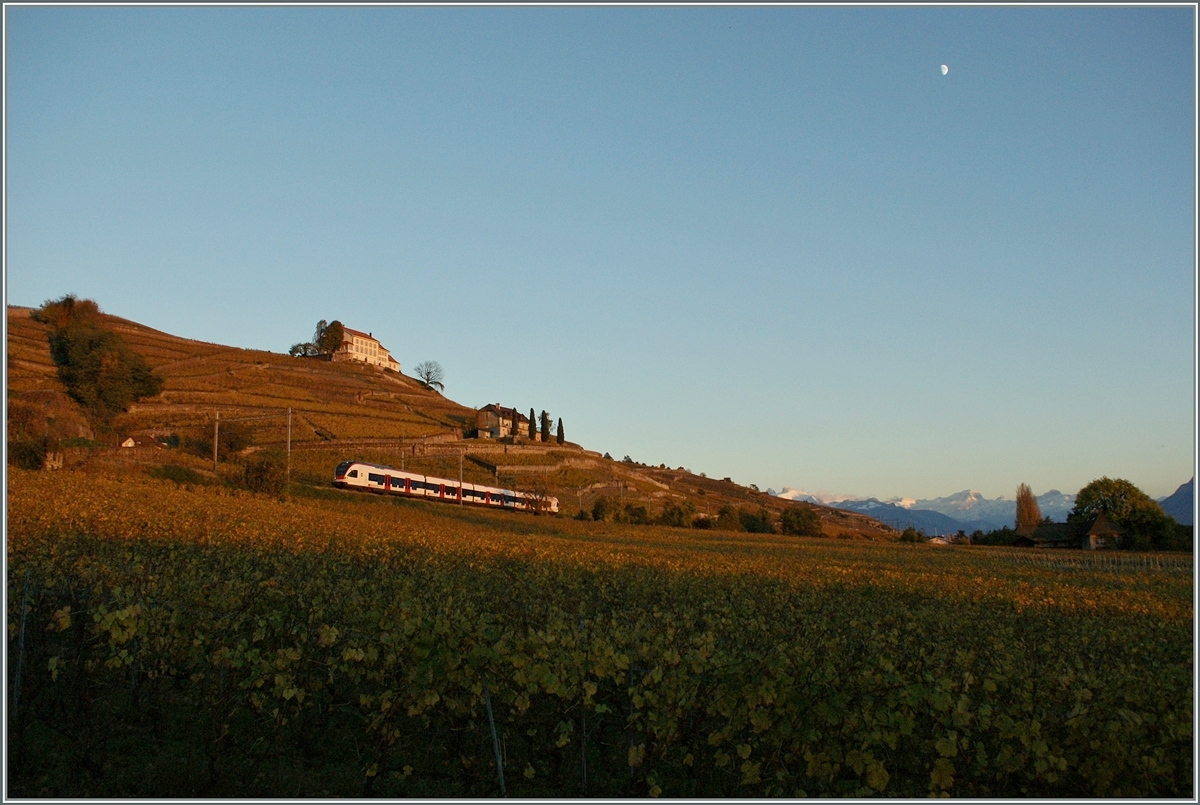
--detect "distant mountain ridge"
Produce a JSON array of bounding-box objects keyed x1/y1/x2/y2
[
  {"x1": 769, "y1": 487, "x2": 1077, "y2": 532},
  {"x1": 1158, "y1": 478, "x2": 1194, "y2": 526}
]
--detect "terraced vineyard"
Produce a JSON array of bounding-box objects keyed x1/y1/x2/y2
[
  {"x1": 7, "y1": 469, "x2": 1192, "y2": 798},
  {"x1": 8, "y1": 304, "x2": 890, "y2": 534}
]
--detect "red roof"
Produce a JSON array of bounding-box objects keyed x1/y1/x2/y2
[
  {"x1": 339, "y1": 327, "x2": 391, "y2": 352},
  {"x1": 478, "y1": 404, "x2": 529, "y2": 424}
]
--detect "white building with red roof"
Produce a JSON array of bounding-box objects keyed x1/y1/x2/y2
[{"x1": 332, "y1": 327, "x2": 400, "y2": 372}]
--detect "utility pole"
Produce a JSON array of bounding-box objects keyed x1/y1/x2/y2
[
  {"x1": 213, "y1": 411, "x2": 219, "y2": 473},
  {"x1": 459, "y1": 449, "x2": 464, "y2": 505},
  {"x1": 286, "y1": 408, "x2": 292, "y2": 487}
]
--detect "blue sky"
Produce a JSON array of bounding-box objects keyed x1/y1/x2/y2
[{"x1": 5, "y1": 5, "x2": 1195, "y2": 500}]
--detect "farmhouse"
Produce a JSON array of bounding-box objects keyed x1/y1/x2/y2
[
  {"x1": 332, "y1": 328, "x2": 400, "y2": 372},
  {"x1": 1012, "y1": 521, "x2": 1076, "y2": 549},
  {"x1": 1084, "y1": 512, "x2": 1124, "y2": 550},
  {"x1": 475, "y1": 404, "x2": 533, "y2": 439}
]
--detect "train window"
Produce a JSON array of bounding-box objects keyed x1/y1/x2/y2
[
  {"x1": 446, "y1": 487, "x2": 458, "y2": 496},
  {"x1": 348, "y1": 470, "x2": 358, "y2": 478},
  {"x1": 368, "y1": 473, "x2": 385, "y2": 484}
]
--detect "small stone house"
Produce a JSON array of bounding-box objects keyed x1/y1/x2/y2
[
  {"x1": 475, "y1": 405, "x2": 533, "y2": 439},
  {"x1": 1084, "y1": 512, "x2": 1124, "y2": 551}
]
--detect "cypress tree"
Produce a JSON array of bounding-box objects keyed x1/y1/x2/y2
[
  {"x1": 540, "y1": 410, "x2": 550, "y2": 442},
  {"x1": 556, "y1": 417, "x2": 564, "y2": 445},
  {"x1": 528, "y1": 408, "x2": 536, "y2": 440}
]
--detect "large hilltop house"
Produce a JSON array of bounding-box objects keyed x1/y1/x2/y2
[
  {"x1": 475, "y1": 404, "x2": 533, "y2": 439},
  {"x1": 332, "y1": 327, "x2": 399, "y2": 372}
]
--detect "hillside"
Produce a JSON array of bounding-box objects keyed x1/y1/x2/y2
[{"x1": 6, "y1": 304, "x2": 895, "y2": 539}]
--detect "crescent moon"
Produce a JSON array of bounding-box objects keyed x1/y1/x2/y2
[{"x1": 941, "y1": 64, "x2": 949, "y2": 75}]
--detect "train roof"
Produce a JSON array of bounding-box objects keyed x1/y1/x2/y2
[{"x1": 338, "y1": 459, "x2": 525, "y2": 497}]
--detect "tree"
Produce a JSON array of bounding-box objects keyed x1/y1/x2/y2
[
  {"x1": 540, "y1": 410, "x2": 551, "y2": 442},
  {"x1": 715, "y1": 505, "x2": 742, "y2": 532},
  {"x1": 1068, "y1": 476, "x2": 1177, "y2": 550},
  {"x1": 242, "y1": 449, "x2": 287, "y2": 495},
  {"x1": 1015, "y1": 483, "x2": 1042, "y2": 535},
  {"x1": 899, "y1": 527, "x2": 924, "y2": 543},
  {"x1": 592, "y1": 496, "x2": 617, "y2": 522},
  {"x1": 658, "y1": 501, "x2": 696, "y2": 528},
  {"x1": 556, "y1": 418, "x2": 564, "y2": 445},
  {"x1": 290, "y1": 319, "x2": 342, "y2": 358},
  {"x1": 36, "y1": 295, "x2": 164, "y2": 421},
  {"x1": 414, "y1": 361, "x2": 445, "y2": 392},
  {"x1": 288, "y1": 342, "x2": 319, "y2": 357},
  {"x1": 529, "y1": 409, "x2": 536, "y2": 440},
  {"x1": 185, "y1": 419, "x2": 254, "y2": 462},
  {"x1": 31, "y1": 293, "x2": 100, "y2": 329},
  {"x1": 315, "y1": 320, "x2": 344, "y2": 356},
  {"x1": 780, "y1": 506, "x2": 822, "y2": 537},
  {"x1": 739, "y1": 507, "x2": 775, "y2": 534}
]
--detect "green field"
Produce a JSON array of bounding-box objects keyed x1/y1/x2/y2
[{"x1": 6, "y1": 468, "x2": 1193, "y2": 797}]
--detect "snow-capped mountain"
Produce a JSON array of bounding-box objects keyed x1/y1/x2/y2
[
  {"x1": 826, "y1": 498, "x2": 966, "y2": 536},
  {"x1": 912, "y1": 490, "x2": 1075, "y2": 530},
  {"x1": 769, "y1": 487, "x2": 1076, "y2": 532},
  {"x1": 769, "y1": 488, "x2": 859, "y2": 505}
]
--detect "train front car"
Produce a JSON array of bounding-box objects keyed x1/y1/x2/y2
[{"x1": 333, "y1": 460, "x2": 359, "y2": 489}]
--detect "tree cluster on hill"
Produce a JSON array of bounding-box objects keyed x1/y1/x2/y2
[
  {"x1": 289, "y1": 320, "x2": 344, "y2": 358},
  {"x1": 31, "y1": 295, "x2": 164, "y2": 423},
  {"x1": 584, "y1": 497, "x2": 795, "y2": 535}
]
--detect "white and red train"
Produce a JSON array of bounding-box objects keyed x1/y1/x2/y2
[{"x1": 333, "y1": 460, "x2": 558, "y2": 513}]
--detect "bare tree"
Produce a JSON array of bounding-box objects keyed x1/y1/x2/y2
[
  {"x1": 1015, "y1": 483, "x2": 1042, "y2": 535},
  {"x1": 414, "y1": 361, "x2": 445, "y2": 392}
]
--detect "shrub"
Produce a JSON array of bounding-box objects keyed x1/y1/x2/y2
[
  {"x1": 242, "y1": 450, "x2": 287, "y2": 495},
  {"x1": 738, "y1": 507, "x2": 775, "y2": 534},
  {"x1": 149, "y1": 464, "x2": 207, "y2": 487},
  {"x1": 592, "y1": 496, "x2": 617, "y2": 522},
  {"x1": 184, "y1": 420, "x2": 255, "y2": 462},
  {"x1": 898, "y1": 527, "x2": 924, "y2": 543},
  {"x1": 622, "y1": 504, "x2": 651, "y2": 525},
  {"x1": 658, "y1": 501, "x2": 696, "y2": 528},
  {"x1": 780, "y1": 507, "x2": 822, "y2": 537},
  {"x1": 973, "y1": 526, "x2": 1017, "y2": 546},
  {"x1": 59, "y1": 436, "x2": 99, "y2": 449},
  {"x1": 7, "y1": 436, "x2": 47, "y2": 470},
  {"x1": 714, "y1": 505, "x2": 741, "y2": 532}
]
